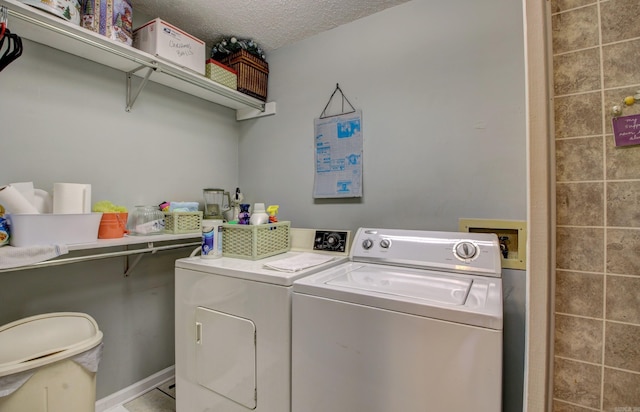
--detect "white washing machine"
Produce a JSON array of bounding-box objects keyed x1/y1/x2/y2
[
  {"x1": 174, "y1": 228, "x2": 351, "y2": 412},
  {"x1": 292, "y1": 228, "x2": 503, "y2": 412}
]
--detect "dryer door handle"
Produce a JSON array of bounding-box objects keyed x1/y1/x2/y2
[{"x1": 196, "y1": 322, "x2": 202, "y2": 344}]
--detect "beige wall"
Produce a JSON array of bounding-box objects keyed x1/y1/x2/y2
[{"x1": 551, "y1": 0, "x2": 640, "y2": 410}]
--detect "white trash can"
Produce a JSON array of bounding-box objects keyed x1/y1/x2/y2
[{"x1": 0, "y1": 312, "x2": 103, "y2": 412}]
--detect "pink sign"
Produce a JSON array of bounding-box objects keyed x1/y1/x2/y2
[{"x1": 613, "y1": 114, "x2": 640, "y2": 147}]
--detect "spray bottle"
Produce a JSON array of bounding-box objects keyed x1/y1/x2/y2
[{"x1": 266, "y1": 205, "x2": 279, "y2": 223}]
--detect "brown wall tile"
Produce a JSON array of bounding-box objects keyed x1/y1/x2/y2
[
  {"x1": 601, "y1": 0, "x2": 640, "y2": 44},
  {"x1": 552, "y1": 6, "x2": 600, "y2": 54},
  {"x1": 552, "y1": 0, "x2": 640, "y2": 408},
  {"x1": 606, "y1": 135, "x2": 640, "y2": 180},
  {"x1": 554, "y1": 358, "x2": 602, "y2": 408},
  {"x1": 606, "y1": 275, "x2": 640, "y2": 324},
  {"x1": 603, "y1": 39, "x2": 640, "y2": 89},
  {"x1": 555, "y1": 314, "x2": 603, "y2": 363},
  {"x1": 554, "y1": 48, "x2": 601, "y2": 95},
  {"x1": 605, "y1": 322, "x2": 640, "y2": 372},
  {"x1": 607, "y1": 181, "x2": 640, "y2": 227},
  {"x1": 603, "y1": 368, "x2": 640, "y2": 410},
  {"x1": 552, "y1": 400, "x2": 599, "y2": 412},
  {"x1": 556, "y1": 271, "x2": 604, "y2": 317},
  {"x1": 557, "y1": 227, "x2": 604, "y2": 272},
  {"x1": 606, "y1": 228, "x2": 640, "y2": 276},
  {"x1": 550, "y1": 0, "x2": 596, "y2": 13},
  {"x1": 556, "y1": 137, "x2": 604, "y2": 181},
  {"x1": 557, "y1": 182, "x2": 604, "y2": 226},
  {"x1": 554, "y1": 93, "x2": 603, "y2": 138}
]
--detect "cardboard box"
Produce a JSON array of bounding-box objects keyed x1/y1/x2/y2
[
  {"x1": 81, "y1": 0, "x2": 133, "y2": 46},
  {"x1": 133, "y1": 18, "x2": 205, "y2": 75},
  {"x1": 205, "y1": 59, "x2": 237, "y2": 90}
]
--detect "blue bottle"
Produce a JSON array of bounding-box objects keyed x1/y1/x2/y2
[{"x1": 238, "y1": 204, "x2": 251, "y2": 225}]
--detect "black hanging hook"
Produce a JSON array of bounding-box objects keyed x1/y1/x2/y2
[{"x1": 319, "y1": 83, "x2": 357, "y2": 119}]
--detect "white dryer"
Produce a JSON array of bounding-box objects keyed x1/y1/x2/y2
[
  {"x1": 174, "y1": 228, "x2": 350, "y2": 412},
  {"x1": 292, "y1": 228, "x2": 503, "y2": 412}
]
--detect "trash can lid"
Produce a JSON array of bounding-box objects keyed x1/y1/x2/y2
[{"x1": 0, "y1": 312, "x2": 103, "y2": 376}]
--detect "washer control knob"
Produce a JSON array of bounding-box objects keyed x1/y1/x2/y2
[
  {"x1": 380, "y1": 238, "x2": 391, "y2": 249},
  {"x1": 362, "y1": 238, "x2": 374, "y2": 250},
  {"x1": 454, "y1": 241, "x2": 478, "y2": 261}
]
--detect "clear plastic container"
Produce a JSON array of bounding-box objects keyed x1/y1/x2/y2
[{"x1": 130, "y1": 205, "x2": 165, "y2": 235}]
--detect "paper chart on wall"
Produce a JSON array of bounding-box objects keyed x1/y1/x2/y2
[{"x1": 313, "y1": 110, "x2": 363, "y2": 198}]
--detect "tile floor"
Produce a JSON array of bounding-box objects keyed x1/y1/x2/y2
[{"x1": 106, "y1": 379, "x2": 176, "y2": 412}]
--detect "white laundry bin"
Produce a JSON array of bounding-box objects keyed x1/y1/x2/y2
[{"x1": 0, "y1": 312, "x2": 103, "y2": 412}]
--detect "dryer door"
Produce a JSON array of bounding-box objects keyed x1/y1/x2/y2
[{"x1": 195, "y1": 307, "x2": 257, "y2": 409}]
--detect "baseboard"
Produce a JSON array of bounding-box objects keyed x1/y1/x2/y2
[{"x1": 95, "y1": 365, "x2": 175, "y2": 412}]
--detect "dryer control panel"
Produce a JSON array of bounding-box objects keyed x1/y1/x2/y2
[
  {"x1": 313, "y1": 231, "x2": 350, "y2": 253},
  {"x1": 290, "y1": 228, "x2": 351, "y2": 256}
]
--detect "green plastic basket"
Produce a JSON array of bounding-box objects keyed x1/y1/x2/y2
[
  {"x1": 164, "y1": 211, "x2": 202, "y2": 234},
  {"x1": 222, "y1": 221, "x2": 291, "y2": 260}
]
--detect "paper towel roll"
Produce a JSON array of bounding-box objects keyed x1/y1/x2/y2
[
  {"x1": 32, "y1": 189, "x2": 53, "y2": 213},
  {"x1": 10, "y1": 182, "x2": 36, "y2": 206},
  {"x1": 53, "y1": 183, "x2": 92, "y2": 214},
  {"x1": 0, "y1": 185, "x2": 40, "y2": 214}
]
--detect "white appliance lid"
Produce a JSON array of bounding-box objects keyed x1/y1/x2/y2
[
  {"x1": 325, "y1": 265, "x2": 472, "y2": 306},
  {"x1": 175, "y1": 251, "x2": 349, "y2": 286},
  {"x1": 293, "y1": 262, "x2": 503, "y2": 330}
]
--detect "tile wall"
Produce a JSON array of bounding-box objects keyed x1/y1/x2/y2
[{"x1": 551, "y1": 0, "x2": 640, "y2": 410}]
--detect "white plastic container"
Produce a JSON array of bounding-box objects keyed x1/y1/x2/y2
[
  {"x1": 6, "y1": 213, "x2": 103, "y2": 247},
  {"x1": 133, "y1": 18, "x2": 206, "y2": 75},
  {"x1": 0, "y1": 312, "x2": 103, "y2": 412},
  {"x1": 249, "y1": 203, "x2": 269, "y2": 225}
]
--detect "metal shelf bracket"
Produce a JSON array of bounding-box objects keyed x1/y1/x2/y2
[
  {"x1": 126, "y1": 65, "x2": 155, "y2": 112},
  {"x1": 124, "y1": 241, "x2": 160, "y2": 277}
]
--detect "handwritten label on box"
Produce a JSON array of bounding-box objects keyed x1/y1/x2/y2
[{"x1": 613, "y1": 114, "x2": 640, "y2": 147}]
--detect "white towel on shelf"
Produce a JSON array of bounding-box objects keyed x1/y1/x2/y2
[
  {"x1": 0, "y1": 245, "x2": 69, "y2": 269},
  {"x1": 263, "y1": 252, "x2": 336, "y2": 273}
]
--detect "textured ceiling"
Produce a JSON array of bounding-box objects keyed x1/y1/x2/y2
[{"x1": 131, "y1": 0, "x2": 412, "y2": 55}]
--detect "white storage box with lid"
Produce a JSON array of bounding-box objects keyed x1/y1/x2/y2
[
  {"x1": 0, "y1": 312, "x2": 103, "y2": 412},
  {"x1": 133, "y1": 18, "x2": 206, "y2": 75}
]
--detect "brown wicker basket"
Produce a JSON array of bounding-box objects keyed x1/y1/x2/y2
[{"x1": 219, "y1": 50, "x2": 269, "y2": 101}]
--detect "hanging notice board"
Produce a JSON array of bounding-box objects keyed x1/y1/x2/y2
[
  {"x1": 313, "y1": 110, "x2": 363, "y2": 198},
  {"x1": 612, "y1": 114, "x2": 640, "y2": 147}
]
